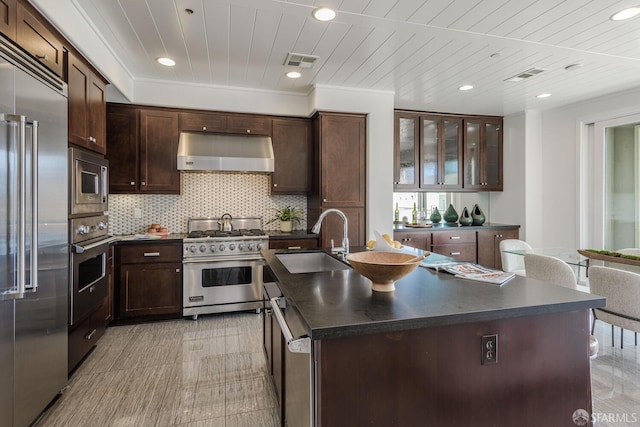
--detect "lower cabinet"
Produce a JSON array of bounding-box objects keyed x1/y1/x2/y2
[
  {"x1": 268, "y1": 238, "x2": 318, "y2": 250},
  {"x1": 477, "y1": 228, "x2": 519, "y2": 269},
  {"x1": 115, "y1": 242, "x2": 183, "y2": 320},
  {"x1": 394, "y1": 226, "x2": 520, "y2": 268},
  {"x1": 68, "y1": 300, "x2": 108, "y2": 373}
]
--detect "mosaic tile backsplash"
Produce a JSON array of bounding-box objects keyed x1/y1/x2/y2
[{"x1": 108, "y1": 172, "x2": 307, "y2": 235}]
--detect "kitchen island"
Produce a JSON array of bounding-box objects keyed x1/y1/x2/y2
[{"x1": 262, "y1": 246, "x2": 605, "y2": 427}]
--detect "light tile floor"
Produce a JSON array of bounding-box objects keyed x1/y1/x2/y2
[
  {"x1": 35, "y1": 313, "x2": 640, "y2": 427},
  {"x1": 35, "y1": 313, "x2": 280, "y2": 427}
]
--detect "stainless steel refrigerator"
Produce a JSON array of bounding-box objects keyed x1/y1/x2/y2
[{"x1": 0, "y1": 35, "x2": 68, "y2": 427}]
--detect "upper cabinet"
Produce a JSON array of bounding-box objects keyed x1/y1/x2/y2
[
  {"x1": 394, "y1": 110, "x2": 503, "y2": 192},
  {"x1": 16, "y1": 3, "x2": 64, "y2": 77},
  {"x1": 0, "y1": 0, "x2": 17, "y2": 40},
  {"x1": 394, "y1": 112, "x2": 462, "y2": 191},
  {"x1": 463, "y1": 117, "x2": 503, "y2": 191},
  {"x1": 271, "y1": 118, "x2": 312, "y2": 194},
  {"x1": 179, "y1": 111, "x2": 271, "y2": 135},
  {"x1": 106, "y1": 104, "x2": 181, "y2": 194},
  {"x1": 68, "y1": 52, "x2": 107, "y2": 154}
]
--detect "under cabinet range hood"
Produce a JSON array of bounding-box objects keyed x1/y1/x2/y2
[{"x1": 177, "y1": 132, "x2": 275, "y2": 172}]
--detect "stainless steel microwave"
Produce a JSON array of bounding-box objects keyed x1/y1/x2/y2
[{"x1": 69, "y1": 148, "x2": 108, "y2": 216}]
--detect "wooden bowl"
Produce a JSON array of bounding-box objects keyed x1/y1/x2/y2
[{"x1": 346, "y1": 251, "x2": 425, "y2": 292}]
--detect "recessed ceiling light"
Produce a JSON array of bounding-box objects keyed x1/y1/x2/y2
[
  {"x1": 286, "y1": 71, "x2": 301, "y2": 79},
  {"x1": 610, "y1": 7, "x2": 640, "y2": 21},
  {"x1": 536, "y1": 93, "x2": 551, "y2": 99},
  {"x1": 312, "y1": 7, "x2": 336, "y2": 21},
  {"x1": 157, "y1": 57, "x2": 176, "y2": 67},
  {"x1": 458, "y1": 85, "x2": 473, "y2": 91}
]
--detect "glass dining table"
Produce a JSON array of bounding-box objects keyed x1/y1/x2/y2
[{"x1": 502, "y1": 247, "x2": 590, "y2": 283}]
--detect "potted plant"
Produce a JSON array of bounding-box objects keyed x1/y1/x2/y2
[{"x1": 266, "y1": 206, "x2": 304, "y2": 232}]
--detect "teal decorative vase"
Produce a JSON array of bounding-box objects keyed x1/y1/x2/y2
[
  {"x1": 458, "y1": 207, "x2": 472, "y2": 226},
  {"x1": 471, "y1": 203, "x2": 486, "y2": 226},
  {"x1": 430, "y1": 207, "x2": 441, "y2": 223},
  {"x1": 443, "y1": 204, "x2": 458, "y2": 223}
]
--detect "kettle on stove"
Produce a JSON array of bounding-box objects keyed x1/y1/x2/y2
[{"x1": 218, "y1": 213, "x2": 234, "y2": 232}]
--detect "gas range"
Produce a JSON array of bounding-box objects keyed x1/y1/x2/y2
[{"x1": 183, "y1": 217, "x2": 268, "y2": 259}]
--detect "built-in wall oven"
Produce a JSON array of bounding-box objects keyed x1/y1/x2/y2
[
  {"x1": 183, "y1": 217, "x2": 268, "y2": 319},
  {"x1": 69, "y1": 147, "x2": 108, "y2": 217},
  {"x1": 69, "y1": 215, "x2": 115, "y2": 325}
]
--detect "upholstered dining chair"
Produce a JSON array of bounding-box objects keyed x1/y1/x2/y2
[
  {"x1": 525, "y1": 254, "x2": 598, "y2": 357},
  {"x1": 588, "y1": 266, "x2": 640, "y2": 349},
  {"x1": 499, "y1": 239, "x2": 532, "y2": 276}
]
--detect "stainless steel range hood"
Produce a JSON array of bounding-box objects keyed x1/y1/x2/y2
[{"x1": 177, "y1": 132, "x2": 275, "y2": 172}]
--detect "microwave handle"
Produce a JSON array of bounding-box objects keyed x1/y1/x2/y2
[{"x1": 101, "y1": 165, "x2": 108, "y2": 203}]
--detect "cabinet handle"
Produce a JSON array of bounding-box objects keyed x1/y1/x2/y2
[
  {"x1": 287, "y1": 246, "x2": 302, "y2": 249},
  {"x1": 402, "y1": 238, "x2": 412, "y2": 242},
  {"x1": 36, "y1": 54, "x2": 49, "y2": 61},
  {"x1": 323, "y1": 198, "x2": 327, "y2": 202},
  {"x1": 176, "y1": 268, "x2": 180, "y2": 273},
  {"x1": 273, "y1": 183, "x2": 278, "y2": 187},
  {"x1": 130, "y1": 181, "x2": 135, "y2": 185},
  {"x1": 450, "y1": 236, "x2": 461, "y2": 240},
  {"x1": 450, "y1": 252, "x2": 461, "y2": 256},
  {"x1": 141, "y1": 181, "x2": 146, "y2": 185},
  {"x1": 246, "y1": 129, "x2": 251, "y2": 133},
  {"x1": 143, "y1": 252, "x2": 160, "y2": 257},
  {"x1": 202, "y1": 126, "x2": 207, "y2": 131},
  {"x1": 85, "y1": 329, "x2": 97, "y2": 340}
]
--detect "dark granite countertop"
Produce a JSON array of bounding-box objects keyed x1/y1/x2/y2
[
  {"x1": 262, "y1": 246, "x2": 605, "y2": 341},
  {"x1": 266, "y1": 230, "x2": 318, "y2": 240},
  {"x1": 114, "y1": 233, "x2": 186, "y2": 244},
  {"x1": 394, "y1": 222, "x2": 520, "y2": 232}
]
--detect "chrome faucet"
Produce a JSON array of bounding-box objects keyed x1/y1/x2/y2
[{"x1": 311, "y1": 209, "x2": 349, "y2": 254}]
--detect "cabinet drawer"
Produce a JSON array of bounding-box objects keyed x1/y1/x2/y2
[
  {"x1": 118, "y1": 244, "x2": 182, "y2": 263},
  {"x1": 269, "y1": 238, "x2": 318, "y2": 250},
  {"x1": 16, "y1": 4, "x2": 64, "y2": 77},
  {"x1": 431, "y1": 243, "x2": 476, "y2": 262},
  {"x1": 180, "y1": 112, "x2": 226, "y2": 132},
  {"x1": 393, "y1": 232, "x2": 429, "y2": 251},
  {"x1": 68, "y1": 300, "x2": 107, "y2": 373},
  {"x1": 431, "y1": 230, "x2": 475, "y2": 244}
]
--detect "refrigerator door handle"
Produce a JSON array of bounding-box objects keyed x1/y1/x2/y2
[{"x1": 26, "y1": 119, "x2": 38, "y2": 292}]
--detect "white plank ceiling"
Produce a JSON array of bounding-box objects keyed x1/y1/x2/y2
[{"x1": 73, "y1": 0, "x2": 640, "y2": 115}]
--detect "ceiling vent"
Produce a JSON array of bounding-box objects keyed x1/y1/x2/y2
[
  {"x1": 284, "y1": 52, "x2": 319, "y2": 68},
  {"x1": 504, "y1": 68, "x2": 546, "y2": 82}
]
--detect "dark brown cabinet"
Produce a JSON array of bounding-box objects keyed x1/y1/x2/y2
[
  {"x1": 430, "y1": 229, "x2": 476, "y2": 262},
  {"x1": 477, "y1": 227, "x2": 519, "y2": 269},
  {"x1": 0, "y1": 0, "x2": 16, "y2": 40},
  {"x1": 106, "y1": 104, "x2": 181, "y2": 194},
  {"x1": 268, "y1": 238, "x2": 318, "y2": 250},
  {"x1": 394, "y1": 111, "x2": 462, "y2": 191},
  {"x1": 394, "y1": 110, "x2": 503, "y2": 192},
  {"x1": 463, "y1": 117, "x2": 503, "y2": 191},
  {"x1": 271, "y1": 118, "x2": 312, "y2": 194},
  {"x1": 393, "y1": 231, "x2": 429, "y2": 251},
  {"x1": 115, "y1": 243, "x2": 182, "y2": 320},
  {"x1": 308, "y1": 112, "x2": 366, "y2": 248},
  {"x1": 16, "y1": 3, "x2": 64, "y2": 77},
  {"x1": 68, "y1": 52, "x2": 107, "y2": 154},
  {"x1": 179, "y1": 111, "x2": 271, "y2": 135}
]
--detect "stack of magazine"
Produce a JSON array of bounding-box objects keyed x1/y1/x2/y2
[{"x1": 421, "y1": 260, "x2": 515, "y2": 285}]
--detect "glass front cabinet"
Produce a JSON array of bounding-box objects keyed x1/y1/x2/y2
[
  {"x1": 394, "y1": 111, "x2": 502, "y2": 192},
  {"x1": 393, "y1": 112, "x2": 462, "y2": 191}
]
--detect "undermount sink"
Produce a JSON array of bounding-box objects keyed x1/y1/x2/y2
[{"x1": 276, "y1": 251, "x2": 351, "y2": 274}]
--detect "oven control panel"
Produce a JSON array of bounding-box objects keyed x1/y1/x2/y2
[{"x1": 183, "y1": 239, "x2": 266, "y2": 258}]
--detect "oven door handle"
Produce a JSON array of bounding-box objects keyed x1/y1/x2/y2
[
  {"x1": 182, "y1": 256, "x2": 264, "y2": 264},
  {"x1": 72, "y1": 235, "x2": 117, "y2": 253}
]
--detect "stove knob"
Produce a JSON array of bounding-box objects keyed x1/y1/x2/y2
[
  {"x1": 247, "y1": 243, "x2": 255, "y2": 251},
  {"x1": 199, "y1": 245, "x2": 207, "y2": 253},
  {"x1": 210, "y1": 245, "x2": 217, "y2": 252},
  {"x1": 77, "y1": 225, "x2": 90, "y2": 235},
  {"x1": 229, "y1": 243, "x2": 236, "y2": 251},
  {"x1": 219, "y1": 244, "x2": 226, "y2": 252},
  {"x1": 97, "y1": 222, "x2": 107, "y2": 230},
  {"x1": 256, "y1": 242, "x2": 263, "y2": 250},
  {"x1": 237, "y1": 243, "x2": 245, "y2": 251},
  {"x1": 189, "y1": 245, "x2": 197, "y2": 253}
]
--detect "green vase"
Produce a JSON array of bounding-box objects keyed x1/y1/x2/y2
[
  {"x1": 443, "y1": 204, "x2": 458, "y2": 223},
  {"x1": 458, "y1": 207, "x2": 472, "y2": 226},
  {"x1": 430, "y1": 207, "x2": 441, "y2": 223},
  {"x1": 471, "y1": 203, "x2": 486, "y2": 226}
]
